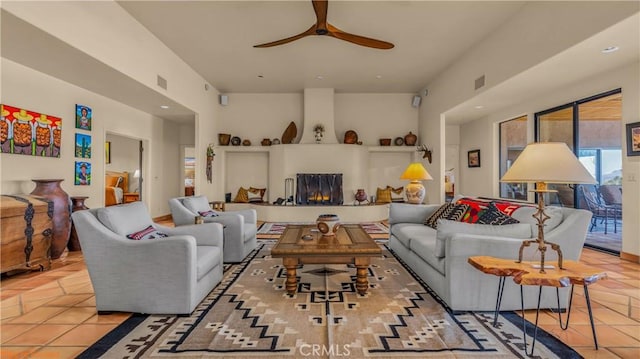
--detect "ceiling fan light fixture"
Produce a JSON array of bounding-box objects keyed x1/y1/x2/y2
[{"x1": 253, "y1": 0, "x2": 394, "y2": 50}]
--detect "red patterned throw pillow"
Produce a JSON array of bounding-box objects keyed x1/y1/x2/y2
[
  {"x1": 198, "y1": 210, "x2": 219, "y2": 217},
  {"x1": 126, "y1": 225, "x2": 168, "y2": 241},
  {"x1": 492, "y1": 201, "x2": 528, "y2": 216},
  {"x1": 455, "y1": 197, "x2": 492, "y2": 223}
]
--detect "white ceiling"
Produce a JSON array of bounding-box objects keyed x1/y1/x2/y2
[{"x1": 118, "y1": 0, "x2": 526, "y2": 93}]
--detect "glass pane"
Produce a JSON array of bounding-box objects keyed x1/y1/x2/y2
[
  {"x1": 537, "y1": 105, "x2": 574, "y2": 206},
  {"x1": 499, "y1": 116, "x2": 527, "y2": 199}
]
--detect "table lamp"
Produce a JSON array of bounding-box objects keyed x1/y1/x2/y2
[
  {"x1": 501, "y1": 142, "x2": 595, "y2": 273},
  {"x1": 133, "y1": 169, "x2": 141, "y2": 193},
  {"x1": 400, "y1": 162, "x2": 433, "y2": 204}
]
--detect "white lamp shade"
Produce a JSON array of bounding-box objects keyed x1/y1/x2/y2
[
  {"x1": 501, "y1": 142, "x2": 596, "y2": 184},
  {"x1": 133, "y1": 169, "x2": 141, "y2": 179}
]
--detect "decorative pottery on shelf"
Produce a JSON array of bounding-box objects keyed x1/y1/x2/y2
[
  {"x1": 261, "y1": 138, "x2": 272, "y2": 146},
  {"x1": 230, "y1": 136, "x2": 241, "y2": 146},
  {"x1": 355, "y1": 189, "x2": 369, "y2": 205},
  {"x1": 30, "y1": 179, "x2": 70, "y2": 259},
  {"x1": 68, "y1": 196, "x2": 89, "y2": 251},
  {"x1": 344, "y1": 130, "x2": 358, "y2": 144},
  {"x1": 242, "y1": 139, "x2": 251, "y2": 146},
  {"x1": 394, "y1": 137, "x2": 404, "y2": 146},
  {"x1": 272, "y1": 138, "x2": 280, "y2": 145},
  {"x1": 281, "y1": 121, "x2": 297, "y2": 144},
  {"x1": 316, "y1": 214, "x2": 340, "y2": 237},
  {"x1": 379, "y1": 138, "x2": 391, "y2": 146},
  {"x1": 218, "y1": 133, "x2": 231, "y2": 146},
  {"x1": 404, "y1": 131, "x2": 417, "y2": 146}
]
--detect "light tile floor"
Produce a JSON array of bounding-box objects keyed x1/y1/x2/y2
[{"x1": 1, "y1": 241, "x2": 638, "y2": 358}]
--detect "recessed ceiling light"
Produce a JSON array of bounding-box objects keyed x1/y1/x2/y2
[
  {"x1": 474, "y1": 105, "x2": 484, "y2": 109},
  {"x1": 160, "y1": 105, "x2": 170, "y2": 109},
  {"x1": 258, "y1": 75, "x2": 264, "y2": 78},
  {"x1": 601, "y1": 46, "x2": 619, "y2": 54},
  {"x1": 375, "y1": 75, "x2": 382, "y2": 79},
  {"x1": 316, "y1": 75, "x2": 324, "y2": 80}
]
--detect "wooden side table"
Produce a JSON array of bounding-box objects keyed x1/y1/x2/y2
[
  {"x1": 468, "y1": 256, "x2": 606, "y2": 355},
  {"x1": 123, "y1": 192, "x2": 139, "y2": 203}
]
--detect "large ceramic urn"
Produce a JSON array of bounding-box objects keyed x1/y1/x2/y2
[{"x1": 30, "y1": 179, "x2": 71, "y2": 259}]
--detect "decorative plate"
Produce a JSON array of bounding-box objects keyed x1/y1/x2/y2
[
  {"x1": 231, "y1": 136, "x2": 241, "y2": 146},
  {"x1": 394, "y1": 137, "x2": 404, "y2": 146}
]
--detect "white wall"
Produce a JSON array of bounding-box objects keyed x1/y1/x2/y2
[
  {"x1": 457, "y1": 62, "x2": 640, "y2": 257},
  {"x1": 0, "y1": 59, "x2": 182, "y2": 215},
  {"x1": 335, "y1": 93, "x2": 419, "y2": 146},
  {"x1": 420, "y1": 2, "x2": 639, "y2": 204},
  {"x1": 3, "y1": 1, "x2": 220, "y2": 205}
]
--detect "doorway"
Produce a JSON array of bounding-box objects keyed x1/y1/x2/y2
[
  {"x1": 105, "y1": 133, "x2": 144, "y2": 206},
  {"x1": 535, "y1": 89, "x2": 622, "y2": 254}
]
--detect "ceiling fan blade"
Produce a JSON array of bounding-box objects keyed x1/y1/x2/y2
[
  {"x1": 327, "y1": 23, "x2": 394, "y2": 49},
  {"x1": 253, "y1": 25, "x2": 316, "y2": 48},
  {"x1": 312, "y1": 0, "x2": 329, "y2": 32}
]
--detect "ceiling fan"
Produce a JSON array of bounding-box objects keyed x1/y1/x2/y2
[{"x1": 253, "y1": 0, "x2": 394, "y2": 50}]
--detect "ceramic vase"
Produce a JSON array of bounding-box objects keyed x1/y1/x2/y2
[
  {"x1": 68, "y1": 196, "x2": 89, "y2": 251},
  {"x1": 30, "y1": 179, "x2": 71, "y2": 259},
  {"x1": 316, "y1": 214, "x2": 340, "y2": 237}
]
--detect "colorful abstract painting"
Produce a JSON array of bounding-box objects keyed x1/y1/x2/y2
[
  {"x1": 75, "y1": 104, "x2": 92, "y2": 130},
  {"x1": 75, "y1": 133, "x2": 92, "y2": 158},
  {"x1": 75, "y1": 161, "x2": 91, "y2": 185},
  {"x1": 1, "y1": 104, "x2": 62, "y2": 157}
]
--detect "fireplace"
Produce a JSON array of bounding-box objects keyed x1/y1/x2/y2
[{"x1": 296, "y1": 173, "x2": 343, "y2": 205}]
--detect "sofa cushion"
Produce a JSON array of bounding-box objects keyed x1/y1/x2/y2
[
  {"x1": 126, "y1": 225, "x2": 168, "y2": 241},
  {"x1": 477, "y1": 203, "x2": 520, "y2": 225},
  {"x1": 196, "y1": 246, "x2": 221, "y2": 281},
  {"x1": 391, "y1": 223, "x2": 436, "y2": 249},
  {"x1": 234, "y1": 187, "x2": 249, "y2": 203},
  {"x1": 435, "y1": 219, "x2": 532, "y2": 258},
  {"x1": 243, "y1": 223, "x2": 257, "y2": 242},
  {"x1": 97, "y1": 202, "x2": 154, "y2": 236},
  {"x1": 375, "y1": 187, "x2": 392, "y2": 204},
  {"x1": 198, "y1": 210, "x2": 219, "y2": 218},
  {"x1": 423, "y1": 203, "x2": 469, "y2": 229},
  {"x1": 183, "y1": 195, "x2": 211, "y2": 213},
  {"x1": 511, "y1": 206, "x2": 564, "y2": 236},
  {"x1": 492, "y1": 201, "x2": 529, "y2": 216},
  {"x1": 409, "y1": 236, "x2": 446, "y2": 276}
]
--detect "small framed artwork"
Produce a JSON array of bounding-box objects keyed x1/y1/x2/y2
[
  {"x1": 75, "y1": 161, "x2": 91, "y2": 185},
  {"x1": 468, "y1": 149, "x2": 481, "y2": 168},
  {"x1": 75, "y1": 104, "x2": 92, "y2": 130},
  {"x1": 626, "y1": 122, "x2": 640, "y2": 156},
  {"x1": 75, "y1": 133, "x2": 92, "y2": 158},
  {"x1": 105, "y1": 141, "x2": 111, "y2": 164}
]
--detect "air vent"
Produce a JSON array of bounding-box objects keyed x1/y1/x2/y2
[
  {"x1": 157, "y1": 75, "x2": 167, "y2": 90},
  {"x1": 474, "y1": 75, "x2": 485, "y2": 90}
]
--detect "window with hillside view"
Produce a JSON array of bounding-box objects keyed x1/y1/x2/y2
[{"x1": 499, "y1": 115, "x2": 528, "y2": 200}]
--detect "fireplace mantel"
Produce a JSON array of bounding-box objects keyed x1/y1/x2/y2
[{"x1": 218, "y1": 144, "x2": 419, "y2": 204}]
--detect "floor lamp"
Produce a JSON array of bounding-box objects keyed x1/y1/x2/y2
[{"x1": 500, "y1": 142, "x2": 595, "y2": 273}]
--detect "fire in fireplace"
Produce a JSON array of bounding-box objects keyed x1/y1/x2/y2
[{"x1": 296, "y1": 173, "x2": 343, "y2": 205}]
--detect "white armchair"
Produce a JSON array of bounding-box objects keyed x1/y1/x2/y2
[
  {"x1": 71, "y1": 202, "x2": 224, "y2": 315},
  {"x1": 169, "y1": 196, "x2": 258, "y2": 263}
]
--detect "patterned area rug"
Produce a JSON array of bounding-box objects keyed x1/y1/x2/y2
[
  {"x1": 79, "y1": 242, "x2": 579, "y2": 359},
  {"x1": 258, "y1": 222, "x2": 389, "y2": 239}
]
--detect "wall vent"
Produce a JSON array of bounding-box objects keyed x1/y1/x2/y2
[
  {"x1": 157, "y1": 75, "x2": 167, "y2": 90},
  {"x1": 474, "y1": 75, "x2": 485, "y2": 90}
]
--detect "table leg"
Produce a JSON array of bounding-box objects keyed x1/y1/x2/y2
[
  {"x1": 493, "y1": 276, "x2": 506, "y2": 327},
  {"x1": 355, "y1": 265, "x2": 369, "y2": 295},
  {"x1": 584, "y1": 285, "x2": 599, "y2": 349},
  {"x1": 282, "y1": 258, "x2": 298, "y2": 295},
  {"x1": 520, "y1": 285, "x2": 543, "y2": 357}
]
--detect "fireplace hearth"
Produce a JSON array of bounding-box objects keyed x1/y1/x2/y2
[{"x1": 296, "y1": 173, "x2": 343, "y2": 205}]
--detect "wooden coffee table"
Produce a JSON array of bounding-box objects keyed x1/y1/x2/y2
[{"x1": 271, "y1": 224, "x2": 382, "y2": 295}]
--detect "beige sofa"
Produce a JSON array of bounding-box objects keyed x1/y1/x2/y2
[{"x1": 388, "y1": 202, "x2": 592, "y2": 312}]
